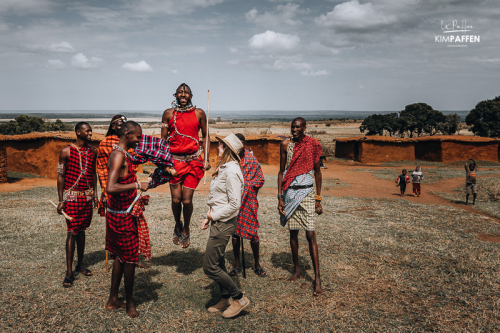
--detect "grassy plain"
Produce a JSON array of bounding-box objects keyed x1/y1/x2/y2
[{"x1": 1, "y1": 183, "x2": 500, "y2": 332}]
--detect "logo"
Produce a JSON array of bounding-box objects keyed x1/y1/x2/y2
[{"x1": 435, "y1": 20, "x2": 480, "y2": 47}]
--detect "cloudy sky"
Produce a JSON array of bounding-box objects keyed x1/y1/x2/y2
[{"x1": 0, "y1": 0, "x2": 498, "y2": 112}]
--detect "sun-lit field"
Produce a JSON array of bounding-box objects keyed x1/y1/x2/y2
[{"x1": 1, "y1": 184, "x2": 500, "y2": 332}]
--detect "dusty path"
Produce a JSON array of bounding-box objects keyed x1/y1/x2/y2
[{"x1": 2, "y1": 163, "x2": 498, "y2": 223}]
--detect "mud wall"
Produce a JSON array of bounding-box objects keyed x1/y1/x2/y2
[
  {"x1": 335, "y1": 141, "x2": 356, "y2": 160},
  {"x1": 415, "y1": 141, "x2": 442, "y2": 161},
  {"x1": 0, "y1": 144, "x2": 7, "y2": 183},
  {"x1": 359, "y1": 141, "x2": 415, "y2": 163},
  {"x1": 441, "y1": 141, "x2": 498, "y2": 162},
  {"x1": 4, "y1": 137, "x2": 281, "y2": 180}
]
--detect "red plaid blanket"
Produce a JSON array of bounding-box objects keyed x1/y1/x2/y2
[
  {"x1": 64, "y1": 144, "x2": 94, "y2": 234},
  {"x1": 282, "y1": 136, "x2": 322, "y2": 191},
  {"x1": 105, "y1": 149, "x2": 139, "y2": 263},
  {"x1": 235, "y1": 149, "x2": 264, "y2": 242},
  {"x1": 132, "y1": 195, "x2": 151, "y2": 260}
]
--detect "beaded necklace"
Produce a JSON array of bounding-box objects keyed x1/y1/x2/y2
[
  {"x1": 167, "y1": 100, "x2": 199, "y2": 145},
  {"x1": 113, "y1": 144, "x2": 132, "y2": 159},
  {"x1": 70, "y1": 144, "x2": 91, "y2": 189}
]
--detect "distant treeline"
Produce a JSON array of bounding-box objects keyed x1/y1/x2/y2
[
  {"x1": 0, "y1": 115, "x2": 73, "y2": 135},
  {"x1": 360, "y1": 96, "x2": 500, "y2": 138},
  {"x1": 0, "y1": 112, "x2": 159, "y2": 119}
]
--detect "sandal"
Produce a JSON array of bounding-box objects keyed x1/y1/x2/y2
[
  {"x1": 254, "y1": 267, "x2": 267, "y2": 277},
  {"x1": 180, "y1": 233, "x2": 190, "y2": 249},
  {"x1": 63, "y1": 275, "x2": 75, "y2": 288},
  {"x1": 228, "y1": 267, "x2": 242, "y2": 276},
  {"x1": 173, "y1": 229, "x2": 183, "y2": 246},
  {"x1": 75, "y1": 265, "x2": 92, "y2": 276}
]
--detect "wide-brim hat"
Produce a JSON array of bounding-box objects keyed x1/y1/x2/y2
[{"x1": 215, "y1": 134, "x2": 243, "y2": 161}]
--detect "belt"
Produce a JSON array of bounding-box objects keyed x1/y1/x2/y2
[
  {"x1": 288, "y1": 184, "x2": 313, "y2": 190},
  {"x1": 107, "y1": 208, "x2": 128, "y2": 215},
  {"x1": 171, "y1": 148, "x2": 202, "y2": 162}
]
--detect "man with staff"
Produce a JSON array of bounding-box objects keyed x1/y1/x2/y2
[
  {"x1": 105, "y1": 121, "x2": 150, "y2": 318},
  {"x1": 161, "y1": 83, "x2": 211, "y2": 248},
  {"x1": 56, "y1": 122, "x2": 98, "y2": 288}
]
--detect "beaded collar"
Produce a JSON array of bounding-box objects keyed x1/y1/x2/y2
[
  {"x1": 171, "y1": 100, "x2": 196, "y2": 113},
  {"x1": 112, "y1": 144, "x2": 132, "y2": 159}
]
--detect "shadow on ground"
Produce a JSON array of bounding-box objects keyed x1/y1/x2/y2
[
  {"x1": 271, "y1": 252, "x2": 313, "y2": 282},
  {"x1": 150, "y1": 248, "x2": 204, "y2": 275}
]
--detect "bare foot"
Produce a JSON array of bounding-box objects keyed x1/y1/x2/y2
[
  {"x1": 126, "y1": 302, "x2": 139, "y2": 318},
  {"x1": 288, "y1": 271, "x2": 300, "y2": 282},
  {"x1": 137, "y1": 262, "x2": 150, "y2": 269},
  {"x1": 106, "y1": 299, "x2": 126, "y2": 310},
  {"x1": 173, "y1": 228, "x2": 182, "y2": 245},
  {"x1": 313, "y1": 279, "x2": 323, "y2": 296}
]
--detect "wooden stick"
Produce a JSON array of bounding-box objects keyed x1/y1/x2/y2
[
  {"x1": 105, "y1": 207, "x2": 109, "y2": 272},
  {"x1": 49, "y1": 200, "x2": 74, "y2": 220},
  {"x1": 204, "y1": 90, "x2": 210, "y2": 185}
]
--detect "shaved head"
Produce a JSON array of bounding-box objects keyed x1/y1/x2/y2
[{"x1": 292, "y1": 117, "x2": 306, "y2": 127}]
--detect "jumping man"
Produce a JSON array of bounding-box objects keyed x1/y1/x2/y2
[
  {"x1": 278, "y1": 117, "x2": 323, "y2": 296},
  {"x1": 105, "y1": 121, "x2": 149, "y2": 318},
  {"x1": 161, "y1": 83, "x2": 210, "y2": 248},
  {"x1": 57, "y1": 122, "x2": 98, "y2": 287}
]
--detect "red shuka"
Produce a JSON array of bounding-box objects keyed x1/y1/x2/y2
[
  {"x1": 167, "y1": 109, "x2": 201, "y2": 155},
  {"x1": 105, "y1": 149, "x2": 139, "y2": 264},
  {"x1": 282, "y1": 136, "x2": 322, "y2": 191},
  {"x1": 64, "y1": 144, "x2": 94, "y2": 234}
]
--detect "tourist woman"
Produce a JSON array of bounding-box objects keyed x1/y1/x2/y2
[{"x1": 201, "y1": 134, "x2": 249, "y2": 318}]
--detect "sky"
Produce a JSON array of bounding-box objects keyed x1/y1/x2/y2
[{"x1": 0, "y1": 0, "x2": 498, "y2": 112}]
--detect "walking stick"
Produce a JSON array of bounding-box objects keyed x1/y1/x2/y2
[
  {"x1": 204, "y1": 90, "x2": 210, "y2": 185},
  {"x1": 105, "y1": 207, "x2": 109, "y2": 272},
  {"x1": 241, "y1": 238, "x2": 246, "y2": 278},
  {"x1": 48, "y1": 200, "x2": 74, "y2": 221}
]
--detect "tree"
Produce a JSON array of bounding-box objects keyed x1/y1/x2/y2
[
  {"x1": 399, "y1": 103, "x2": 435, "y2": 137},
  {"x1": 466, "y1": 96, "x2": 500, "y2": 137},
  {"x1": 359, "y1": 114, "x2": 386, "y2": 136},
  {"x1": 438, "y1": 114, "x2": 460, "y2": 135},
  {"x1": 0, "y1": 115, "x2": 72, "y2": 135}
]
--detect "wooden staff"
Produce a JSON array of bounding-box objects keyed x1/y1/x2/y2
[
  {"x1": 241, "y1": 238, "x2": 246, "y2": 278},
  {"x1": 105, "y1": 207, "x2": 109, "y2": 272},
  {"x1": 49, "y1": 200, "x2": 74, "y2": 220},
  {"x1": 126, "y1": 177, "x2": 151, "y2": 213},
  {"x1": 204, "y1": 90, "x2": 210, "y2": 184}
]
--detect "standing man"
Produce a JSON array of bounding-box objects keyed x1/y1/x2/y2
[
  {"x1": 229, "y1": 133, "x2": 267, "y2": 277},
  {"x1": 161, "y1": 83, "x2": 210, "y2": 248},
  {"x1": 57, "y1": 122, "x2": 98, "y2": 287},
  {"x1": 465, "y1": 158, "x2": 478, "y2": 205},
  {"x1": 278, "y1": 117, "x2": 323, "y2": 296},
  {"x1": 105, "y1": 121, "x2": 149, "y2": 318}
]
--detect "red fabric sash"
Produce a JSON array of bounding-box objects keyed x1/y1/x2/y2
[
  {"x1": 282, "y1": 136, "x2": 322, "y2": 190},
  {"x1": 131, "y1": 195, "x2": 151, "y2": 260}
]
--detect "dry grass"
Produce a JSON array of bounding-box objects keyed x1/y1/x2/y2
[{"x1": 1, "y1": 187, "x2": 500, "y2": 332}]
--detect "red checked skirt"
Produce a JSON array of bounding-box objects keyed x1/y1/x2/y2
[
  {"x1": 64, "y1": 144, "x2": 94, "y2": 234},
  {"x1": 235, "y1": 184, "x2": 260, "y2": 242},
  {"x1": 105, "y1": 151, "x2": 139, "y2": 264}
]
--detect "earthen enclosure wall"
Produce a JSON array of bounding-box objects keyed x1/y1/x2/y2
[
  {"x1": 0, "y1": 144, "x2": 7, "y2": 183},
  {"x1": 335, "y1": 141, "x2": 356, "y2": 160},
  {"x1": 358, "y1": 141, "x2": 415, "y2": 163},
  {"x1": 2, "y1": 134, "x2": 282, "y2": 181},
  {"x1": 441, "y1": 141, "x2": 498, "y2": 162},
  {"x1": 415, "y1": 141, "x2": 442, "y2": 161}
]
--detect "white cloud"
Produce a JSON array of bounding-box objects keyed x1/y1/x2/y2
[
  {"x1": 46, "y1": 59, "x2": 66, "y2": 70},
  {"x1": 71, "y1": 53, "x2": 103, "y2": 69},
  {"x1": 0, "y1": 0, "x2": 55, "y2": 14},
  {"x1": 22, "y1": 41, "x2": 75, "y2": 54},
  {"x1": 245, "y1": 4, "x2": 306, "y2": 27},
  {"x1": 122, "y1": 60, "x2": 153, "y2": 72},
  {"x1": 122, "y1": 0, "x2": 225, "y2": 16},
  {"x1": 308, "y1": 42, "x2": 341, "y2": 56},
  {"x1": 229, "y1": 47, "x2": 239, "y2": 54},
  {"x1": 300, "y1": 70, "x2": 329, "y2": 77},
  {"x1": 315, "y1": 0, "x2": 398, "y2": 32},
  {"x1": 170, "y1": 69, "x2": 178, "y2": 74},
  {"x1": 249, "y1": 30, "x2": 300, "y2": 53}
]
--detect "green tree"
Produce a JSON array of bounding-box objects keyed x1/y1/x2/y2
[
  {"x1": 438, "y1": 114, "x2": 460, "y2": 135},
  {"x1": 399, "y1": 103, "x2": 435, "y2": 137},
  {"x1": 359, "y1": 114, "x2": 385, "y2": 135},
  {"x1": 465, "y1": 96, "x2": 500, "y2": 137}
]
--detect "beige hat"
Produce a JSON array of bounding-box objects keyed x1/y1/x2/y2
[{"x1": 215, "y1": 134, "x2": 243, "y2": 161}]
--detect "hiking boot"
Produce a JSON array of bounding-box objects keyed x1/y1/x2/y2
[
  {"x1": 222, "y1": 295, "x2": 250, "y2": 318},
  {"x1": 207, "y1": 298, "x2": 231, "y2": 313}
]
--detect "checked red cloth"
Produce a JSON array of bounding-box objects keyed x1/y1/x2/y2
[
  {"x1": 131, "y1": 195, "x2": 151, "y2": 260},
  {"x1": 105, "y1": 148, "x2": 139, "y2": 264},
  {"x1": 235, "y1": 149, "x2": 264, "y2": 242},
  {"x1": 281, "y1": 136, "x2": 322, "y2": 191},
  {"x1": 64, "y1": 144, "x2": 95, "y2": 234},
  {"x1": 97, "y1": 136, "x2": 137, "y2": 207}
]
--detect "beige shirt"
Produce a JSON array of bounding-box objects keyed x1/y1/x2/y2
[{"x1": 207, "y1": 160, "x2": 244, "y2": 222}]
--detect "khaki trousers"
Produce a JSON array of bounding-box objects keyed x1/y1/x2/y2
[{"x1": 203, "y1": 217, "x2": 240, "y2": 299}]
